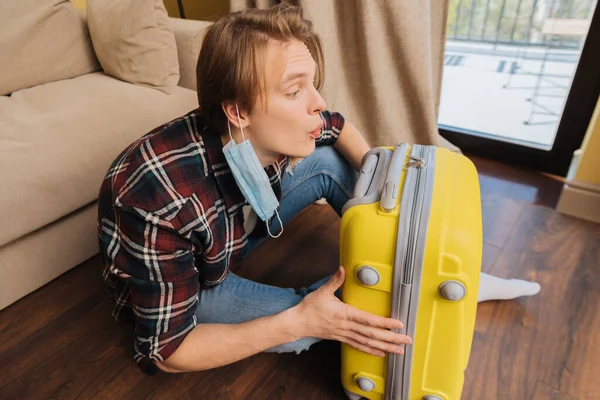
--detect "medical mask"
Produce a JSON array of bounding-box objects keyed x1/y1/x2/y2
[{"x1": 222, "y1": 104, "x2": 283, "y2": 238}]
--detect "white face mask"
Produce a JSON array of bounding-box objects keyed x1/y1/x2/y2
[{"x1": 222, "y1": 104, "x2": 283, "y2": 239}]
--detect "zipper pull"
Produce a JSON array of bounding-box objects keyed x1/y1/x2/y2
[{"x1": 405, "y1": 155, "x2": 426, "y2": 169}]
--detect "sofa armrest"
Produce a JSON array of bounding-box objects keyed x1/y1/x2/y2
[{"x1": 169, "y1": 17, "x2": 213, "y2": 91}]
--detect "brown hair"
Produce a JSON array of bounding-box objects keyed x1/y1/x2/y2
[{"x1": 196, "y1": 3, "x2": 324, "y2": 134}]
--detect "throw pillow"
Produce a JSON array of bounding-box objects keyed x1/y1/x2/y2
[{"x1": 87, "y1": 0, "x2": 180, "y2": 93}]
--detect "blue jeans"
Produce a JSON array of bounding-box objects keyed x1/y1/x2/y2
[{"x1": 195, "y1": 146, "x2": 358, "y2": 353}]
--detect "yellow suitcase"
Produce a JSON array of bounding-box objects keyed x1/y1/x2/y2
[{"x1": 340, "y1": 143, "x2": 482, "y2": 400}]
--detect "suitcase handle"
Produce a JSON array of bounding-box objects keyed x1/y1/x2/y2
[
  {"x1": 353, "y1": 152, "x2": 380, "y2": 198},
  {"x1": 380, "y1": 143, "x2": 409, "y2": 212},
  {"x1": 342, "y1": 148, "x2": 392, "y2": 215},
  {"x1": 341, "y1": 144, "x2": 424, "y2": 215}
]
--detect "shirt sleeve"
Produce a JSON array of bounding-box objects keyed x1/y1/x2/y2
[
  {"x1": 316, "y1": 110, "x2": 345, "y2": 147},
  {"x1": 112, "y1": 204, "x2": 199, "y2": 374}
]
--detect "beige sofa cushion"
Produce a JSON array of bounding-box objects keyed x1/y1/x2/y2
[
  {"x1": 0, "y1": 0, "x2": 100, "y2": 96},
  {"x1": 169, "y1": 17, "x2": 213, "y2": 91},
  {"x1": 87, "y1": 0, "x2": 180, "y2": 93},
  {"x1": 0, "y1": 73, "x2": 198, "y2": 247}
]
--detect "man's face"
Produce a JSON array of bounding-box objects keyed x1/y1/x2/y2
[{"x1": 244, "y1": 40, "x2": 327, "y2": 163}]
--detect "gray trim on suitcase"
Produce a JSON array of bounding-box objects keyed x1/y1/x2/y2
[
  {"x1": 341, "y1": 144, "x2": 408, "y2": 215},
  {"x1": 385, "y1": 144, "x2": 436, "y2": 400},
  {"x1": 341, "y1": 143, "x2": 438, "y2": 398}
]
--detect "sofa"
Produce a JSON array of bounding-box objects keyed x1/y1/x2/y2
[{"x1": 0, "y1": 0, "x2": 212, "y2": 310}]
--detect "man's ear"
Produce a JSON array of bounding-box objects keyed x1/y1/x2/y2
[{"x1": 221, "y1": 102, "x2": 249, "y2": 130}]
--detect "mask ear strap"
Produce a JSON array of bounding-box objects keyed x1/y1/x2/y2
[
  {"x1": 266, "y1": 210, "x2": 284, "y2": 239},
  {"x1": 235, "y1": 103, "x2": 246, "y2": 141},
  {"x1": 227, "y1": 119, "x2": 234, "y2": 142}
]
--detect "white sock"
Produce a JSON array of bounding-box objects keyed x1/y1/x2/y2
[{"x1": 477, "y1": 272, "x2": 541, "y2": 303}]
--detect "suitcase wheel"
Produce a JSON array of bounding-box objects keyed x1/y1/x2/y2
[
  {"x1": 356, "y1": 266, "x2": 380, "y2": 286},
  {"x1": 343, "y1": 388, "x2": 367, "y2": 400},
  {"x1": 438, "y1": 280, "x2": 466, "y2": 301},
  {"x1": 355, "y1": 377, "x2": 376, "y2": 392}
]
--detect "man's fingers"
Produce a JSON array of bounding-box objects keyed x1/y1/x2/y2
[
  {"x1": 340, "y1": 337, "x2": 386, "y2": 358},
  {"x1": 342, "y1": 330, "x2": 405, "y2": 355},
  {"x1": 323, "y1": 266, "x2": 346, "y2": 293},
  {"x1": 347, "y1": 320, "x2": 412, "y2": 346},
  {"x1": 347, "y1": 305, "x2": 405, "y2": 330}
]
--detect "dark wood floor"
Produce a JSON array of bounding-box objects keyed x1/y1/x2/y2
[{"x1": 1, "y1": 157, "x2": 598, "y2": 400}]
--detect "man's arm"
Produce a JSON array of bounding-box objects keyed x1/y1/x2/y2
[
  {"x1": 316, "y1": 112, "x2": 370, "y2": 170},
  {"x1": 156, "y1": 307, "x2": 300, "y2": 373},
  {"x1": 158, "y1": 266, "x2": 411, "y2": 373},
  {"x1": 333, "y1": 121, "x2": 371, "y2": 171}
]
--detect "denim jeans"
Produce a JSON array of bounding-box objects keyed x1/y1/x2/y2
[{"x1": 195, "y1": 145, "x2": 358, "y2": 354}]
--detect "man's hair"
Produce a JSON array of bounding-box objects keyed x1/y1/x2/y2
[{"x1": 196, "y1": 3, "x2": 324, "y2": 133}]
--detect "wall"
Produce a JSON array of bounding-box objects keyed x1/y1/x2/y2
[
  {"x1": 574, "y1": 102, "x2": 600, "y2": 185},
  {"x1": 163, "y1": 0, "x2": 229, "y2": 20},
  {"x1": 557, "y1": 96, "x2": 600, "y2": 222},
  {"x1": 71, "y1": 0, "x2": 229, "y2": 20},
  {"x1": 71, "y1": 0, "x2": 86, "y2": 9}
]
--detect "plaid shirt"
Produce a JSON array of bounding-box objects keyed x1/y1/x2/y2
[{"x1": 97, "y1": 108, "x2": 344, "y2": 375}]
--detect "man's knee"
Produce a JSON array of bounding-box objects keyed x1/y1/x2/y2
[{"x1": 314, "y1": 146, "x2": 351, "y2": 172}]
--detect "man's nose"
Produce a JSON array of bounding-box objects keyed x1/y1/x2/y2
[{"x1": 311, "y1": 86, "x2": 326, "y2": 114}]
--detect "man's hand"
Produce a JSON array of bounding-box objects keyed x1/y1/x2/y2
[{"x1": 292, "y1": 266, "x2": 411, "y2": 357}]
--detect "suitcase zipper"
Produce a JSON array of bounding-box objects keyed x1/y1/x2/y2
[{"x1": 386, "y1": 145, "x2": 436, "y2": 400}]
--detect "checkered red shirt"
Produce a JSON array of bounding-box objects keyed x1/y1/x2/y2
[{"x1": 97, "y1": 108, "x2": 344, "y2": 374}]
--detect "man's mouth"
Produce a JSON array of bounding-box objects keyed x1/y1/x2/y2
[{"x1": 308, "y1": 123, "x2": 323, "y2": 138}]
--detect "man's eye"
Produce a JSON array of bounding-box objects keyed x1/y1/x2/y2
[{"x1": 287, "y1": 89, "x2": 301, "y2": 98}]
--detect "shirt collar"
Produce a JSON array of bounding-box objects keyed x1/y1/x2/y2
[{"x1": 198, "y1": 122, "x2": 246, "y2": 215}]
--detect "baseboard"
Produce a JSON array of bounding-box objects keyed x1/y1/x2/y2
[{"x1": 557, "y1": 183, "x2": 600, "y2": 223}]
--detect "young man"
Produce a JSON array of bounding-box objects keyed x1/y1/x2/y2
[{"x1": 97, "y1": 4, "x2": 540, "y2": 383}]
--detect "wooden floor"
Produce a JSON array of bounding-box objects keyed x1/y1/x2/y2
[{"x1": 1, "y1": 157, "x2": 598, "y2": 400}]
